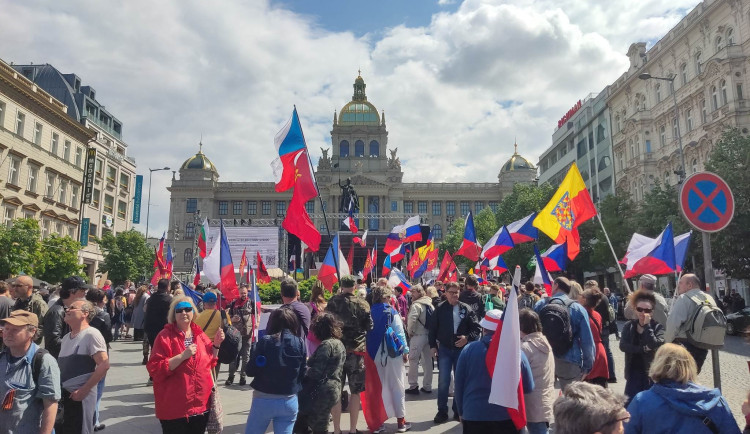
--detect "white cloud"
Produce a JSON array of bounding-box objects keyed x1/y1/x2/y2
[{"x1": 0, "y1": 0, "x2": 697, "y2": 235}]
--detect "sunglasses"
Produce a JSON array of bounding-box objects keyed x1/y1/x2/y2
[
  {"x1": 636, "y1": 307, "x2": 653, "y2": 313},
  {"x1": 63, "y1": 306, "x2": 81, "y2": 313},
  {"x1": 175, "y1": 307, "x2": 193, "y2": 314}
]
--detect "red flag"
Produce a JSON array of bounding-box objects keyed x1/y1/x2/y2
[
  {"x1": 346, "y1": 243, "x2": 354, "y2": 273},
  {"x1": 239, "y1": 249, "x2": 248, "y2": 283},
  {"x1": 407, "y1": 251, "x2": 421, "y2": 273},
  {"x1": 193, "y1": 259, "x2": 201, "y2": 287},
  {"x1": 256, "y1": 252, "x2": 271, "y2": 284},
  {"x1": 362, "y1": 248, "x2": 374, "y2": 280},
  {"x1": 197, "y1": 218, "x2": 209, "y2": 258}
]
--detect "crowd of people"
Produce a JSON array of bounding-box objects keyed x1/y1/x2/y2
[{"x1": 0, "y1": 271, "x2": 748, "y2": 434}]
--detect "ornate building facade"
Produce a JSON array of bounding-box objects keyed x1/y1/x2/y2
[{"x1": 167, "y1": 75, "x2": 537, "y2": 273}]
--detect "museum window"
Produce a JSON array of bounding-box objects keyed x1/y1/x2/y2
[
  {"x1": 305, "y1": 200, "x2": 314, "y2": 214},
  {"x1": 432, "y1": 224, "x2": 442, "y2": 240},
  {"x1": 247, "y1": 201, "x2": 257, "y2": 215},
  {"x1": 489, "y1": 201, "x2": 499, "y2": 213},
  {"x1": 404, "y1": 201, "x2": 413, "y2": 214},
  {"x1": 446, "y1": 201, "x2": 456, "y2": 216},
  {"x1": 368, "y1": 197, "x2": 379, "y2": 230},
  {"x1": 432, "y1": 202, "x2": 441, "y2": 216},
  {"x1": 355, "y1": 140, "x2": 365, "y2": 157},
  {"x1": 339, "y1": 140, "x2": 350, "y2": 157},
  {"x1": 218, "y1": 201, "x2": 228, "y2": 215},
  {"x1": 369, "y1": 141, "x2": 380, "y2": 157},
  {"x1": 417, "y1": 201, "x2": 427, "y2": 215},
  {"x1": 233, "y1": 201, "x2": 242, "y2": 215},
  {"x1": 391, "y1": 200, "x2": 397, "y2": 212},
  {"x1": 185, "y1": 222, "x2": 195, "y2": 239},
  {"x1": 184, "y1": 248, "x2": 193, "y2": 265},
  {"x1": 475, "y1": 201, "x2": 484, "y2": 213},
  {"x1": 262, "y1": 201, "x2": 271, "y2": 215},
  {"x1": 460, "y1": 201, "x2": 470, "y2": 216},
  {"x1": 276, "y1": 201, "x2": 286, "y2": 216},
  {"x1": 186, "y1": 198, "x2": 197, "y2": 213}
]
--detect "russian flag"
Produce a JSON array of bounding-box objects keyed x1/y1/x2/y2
[
  {"x1": 480, "y1": 255, "x2": 508, "y2": 274},
  {"x1": 674, "y1": 231, "x2": 692, "y2": 273},
  {"x1": 482, "y1": 225, "x2": 515, "y2": 259},
  {"x1": 486, "y1": 265, "x2": 527, "y2": 430},
  {"x1": 381, "y1": 254, "x2": 392, "y2": 277},
  {"x1": 533, "y1": 245, "x2": 553, "y2": 296},
  {"x1": 343, "y1": 199, "x2": 358, "y2": 234},
  {"x1": 390, "y1": 244, "x2": 406, "y2": 263},
  {"x1": 384, "y1": 216, "x2": 421, "y2": 254},
  {"x1": 623, "y1": 223, "x2": 676, "y2": 278},
  {"x1": 318, "y1": 234, "x2": 350, "y2": 291},
  {"x1": 541, "y1": 243, "x2": 567, "y2": 272},
  {"x1": 455, "y1": 212, "x2": 482, "y2": 262},
  {"x1": 217, "y1": 220, "x2": 239, "y2": 301},
  {"x1": 507, "y1": 213, "x2": 539, "y2": 244},
  {"x1": 388, "y1": 268, "x2": 412, "y2": 294}
]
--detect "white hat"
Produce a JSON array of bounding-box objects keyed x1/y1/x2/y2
[{"x1": 480, "y1": 309, "x2": 503, "y2": 331}]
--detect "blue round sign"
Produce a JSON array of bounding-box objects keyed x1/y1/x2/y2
[{"x1": 679, "y1": 172, "x2": 734, "y2": 232}]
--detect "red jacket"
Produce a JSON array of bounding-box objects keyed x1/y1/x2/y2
[
  {"x1": 147, "y1": 322, "x2": 217, "y2": 420},
  {"x1": 584, "y1": 308, "x2": 609, "y2": 381}
]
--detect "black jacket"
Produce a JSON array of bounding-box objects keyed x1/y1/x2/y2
[
  {"x1": 42, "y1": 298, "x2": 69, "y2": 358},
  {"x1": 428, "y1": 301, "x2": 480, "y2": 350},
  {"x1": 91, "y1": 307, "x2": 113, "y2": 348},
  {"x1": 619, "y1": 319, "x2": 664, "y2": 380},
  {"x1": 459, "y1": 290, "x2": 485, "y2": 319},
  {"x1": 144, "y1": 291, "x2": 172, "y2": 341}
]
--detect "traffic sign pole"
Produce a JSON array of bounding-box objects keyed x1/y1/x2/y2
[{"x1": 702, "y1": 231, "x2": 721, "y2": 391}]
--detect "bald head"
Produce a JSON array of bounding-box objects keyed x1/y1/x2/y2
[
  {"x1": 13, "y1": 276, "x2": 34, "y2": 299},
  {"x1": 678, "y1": 273, "x2": 701, "y2": 295}
]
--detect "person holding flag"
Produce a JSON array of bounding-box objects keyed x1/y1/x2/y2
[{"x1": 225, "y1": 283, "x2": 253, "y2": 386}]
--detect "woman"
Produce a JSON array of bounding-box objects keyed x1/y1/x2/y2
[
  {"x1": 297, "y1": 312, "x2": 346, "y2": 434},
  {"x1": 568, "y1": 280, "x2": 583, "y2": 302},
  {"x1": 306, "y1": 280, "x2": 327, "y2": 355},
  {"x1": 147, "y1": 296, "x2": 225, "y2": 434},
  {"x1": 588, "y1": 280, "x2": 617, "y2": 383},
  {"x1": 132, "y1": 285, "x2": 150, "y2": 364},
  {"x1": 625, "y1": 343, "x2": 741, "y2": 433},
  {"x1": 579, "y1": 287, "x2": 609, "y2": 387},
  {"x1": 245, "y1": 308, "x2": 307, "y2": 434},
  {"x1": 426, "y1": 285, "x2": 441, "y2": 309},
  {"x1": 519, "y1": 309, "x2": 555, "y2": 434},
  {"x1": 365, "y1": 285, "x2": 410, "y2": 433},
  {"x1": 619, "y1": 290, "x2": 665, "y2": 405},
  {"x1": 110, "y1": 288, "x2": 126, "y2": 341}
]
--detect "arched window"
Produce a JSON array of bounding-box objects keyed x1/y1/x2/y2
[
  {"x1": 432, "y1": 224, "x2": 442, "y2": 240},
  {"x1": 686, "y1": 109, "x2": 693, "y2": 132},
  {"x1": 185, "y1": 222, "x2": 195, "y2": 239},
  {"x1": 716, "y1": 36, "x2": 723, "y2": 52},
  {"x1": 660, "y1": 125, "x2": 666, "y2": 147},
  {"x1": 720, "y1": 80, "x2": 728, "y2": 105},
  {"x1": 184, "y1": 248, "x2": 193, "y2": 265},
  {"x1": 656, "y1": 83, "x2": 661, "y2": 103},
  {"x1": 681, "y1": 63, "x2": 688, "y2": 85},
  {"x1": 369, "y1": 140, "x2": 380, "y2": 157},
  {"x1": 727, "y1": 28, "x2": 734, "y2": 45},
  {"x1": 339, "y1": 140, "x2": 350, "y2": 157},
  {"x1": 695, "y1": 52, "x2": 702, "y2": 75},
  {"x1": 711, "y1": 86, "x2": 718, "y2": 110},
  {"x1": 354, "y1": 140, "x2": 365, "y2": 157},
  {"x1": 692, "y1": 158, "x2": 698, "y2": 174},
  {"x1": 368, "y1": 197, "x2": 379, "y2": 230}
]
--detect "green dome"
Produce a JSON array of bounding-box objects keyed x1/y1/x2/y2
[
  {"x1": 502, "y1": 144, "x2": 535, "y2": 172},
  {"x1": 339, "y1": 74, "x2": 380, "y2": 126},
  {"x1": 181, "y1": 149, "x2": 217, "y2": 173}
]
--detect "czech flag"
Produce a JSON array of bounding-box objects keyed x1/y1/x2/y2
[
  {"x1": 675, "y1": 231, "x2": 692, "y2": 273},
  {"x1": 343, "y1": 199, "x2": 358, "y2": 234},
  {"x1": 319, "y1": 234, "x2": 350, "y2": 291},
  {"x1": 540, "y1": 243, "x2": 567, "y2": 272},
  {"x1": 217, "y1": 221, "x2": 239, "y2": 301},
  {"x1": 248, "y1": 269, "x2": 263, "y2": 343},
  {"x1": 533, "y1": 245, "x2": 553, "y2": 296},
  {"x1": 486, "y1": 265, "x2": 527, "y2": 430},
  {"x1": 384, "y1": 216, "x2": 421, "y2": 254},
  {"x1": 256, "y1": 251, "x2": 271, "y2": 284},
  {"x1": 480, "y1": 255, "x2": 508, "y2": 274},
  {"x1": 507, "y1": 213, "x2": 539, "y2": 244},
  {"x1": 455, "y1": 212, "x2": 482, "y2": 262},
  {"x1": 388, "y1": 268, "x2": 412, "y2": 294},
  {"x1": 482, "y1": 225, "x2": 515, "y2": 259},
  {"x1": 533, "y1": 164, "x2": 597, "y2": 260},
  {"x1": 623, "y1": 223, "x2": 676, "y2": 278}
]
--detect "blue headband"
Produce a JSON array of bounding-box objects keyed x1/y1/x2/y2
[{"x1": 175, "y1": 301, "x2": 192, "y2": 311}]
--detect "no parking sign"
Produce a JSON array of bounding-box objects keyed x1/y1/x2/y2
[{"x1": 679, "y1": 172, "x2": 735, "y2": 232}]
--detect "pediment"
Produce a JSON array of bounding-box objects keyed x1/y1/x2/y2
[{"x1": 348, "y1": 174, "x2": 390, "y2": 187}]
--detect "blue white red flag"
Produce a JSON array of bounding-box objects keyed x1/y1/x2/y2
[
  {"x1": 389, "y1": 243, "x2": 406, "y2": 263},
  {"x1": 455, "y1": 212, "x2": 482, "y2": 262},
  {"x1": 482, "y1": 225, "x2": 514, "y2": 259},
  {"x1": 382, "y1": 254, "x2": 392, "y2": 277},
  {"x1": 319, "y1": 234, "x2": 350, "y2": 291},
  {"x1": 343, "y1": 199, "x2": 358, "y2": 234},
  {"x1": 533, "y1": 245, "x2": 553, "y2": 296},
  {"x1": 180, "y1": 281, "x2": 203, "y2": 307},
  {"x1": 507, "y1": 213, "x2": 538, "y2": 244},
  {"x1": 541, "y1": 242, "x2": 567, "y2": 272},
  {"x1": 248, "y1": 269, "x2": 263, "y2": 342},
  {"x1": 271, "y1": 108, "x2": 308, "y2": 192},
  {"x1": 388, "y1": 268, "x2": 412, "y2": 293},
  {"x1": 217, "y1": 220, "x2": 239, "y2": 301},
  {"x1": 480, "y1": 255, "x2": 508, "y2": 274},
  {"x1": 674, "y1": 231, "x2": 692, "y2": 273},
  {"x1": 384, "y1": 216, "x2": 421, "y2": 254},
  {"x1": 623, "y1": 223, "x2": 676, "y2": 278}
]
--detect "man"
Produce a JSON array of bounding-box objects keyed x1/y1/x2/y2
[
  {"x1": 429, "y1": 281, "x2": 481, "y2": 424},
  {"x1": 517, "y1": 282, "x2": 538, "y2": 311},
  {"x1": 226, "y1": 284, "x2": 253, "y2": 386},
  {"x1": 454, "y1": 309, "x2": 534, "y2": 433},
  {"x1": 0, "y1": 281, "x2": 13, "y2": 319},
  {"x1": 58, "y1": 300, "x2": 109, "y2": 434},
  {"x1": 624, "y1": 274, "x2": 668, "y2": 327},
  {"x1": 43, "y1": 276, "x2": 90, "y2": 358},
  {"x1": 12, "y1": 276, "x2": 48, "y2": 344},
  {"x1": 0, "y1": 310, "x2": 60, "y2": 433},
  {"x1": 280, "y1": 278, "x2": 311, "y2": 338},
  {"x1": 406, "y1": 285, "x2": 434, "y2": 394},
  {"x1": 459, "y1": 275, "x2": 485, "y2": 319},
  {"x1": 326, "y1": 275, "x2": 373, "y2": 434},
  {"x1": 534, "y1": 276, "x2": 595, "y2": 392},
  {"x1": 195, "y1": 291, "x2": 231, "y2": 379},
  {"x1": 664, "y1": 273, "x2": 717, "y2": 372},
  {"x1": 553, "y1": 381, "x2": 629, "y2": 434},
  {"x1": 143, "y1": 278, "x2": 171, "y2": 384}
]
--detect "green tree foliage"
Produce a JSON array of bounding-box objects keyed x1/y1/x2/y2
[
  {"x1": 98, "y1": 230, "x2": 154, "y2": 285},
  {"x1": 706, "y1": 129, "x2": 750, "y2": 279},
  {"x1": 258, "y1": 276, "x2": 334, "y2": 304},
  {"x1": 0, "y1": 218, "x2": 41, "y2": 278},
  {"x1": 36, "y1": 234, "x2": 84, "y2": 284}
]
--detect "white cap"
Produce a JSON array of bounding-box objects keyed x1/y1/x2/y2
[{"x1": 479, "y1": 309, "x2": 503, "y2": 331}]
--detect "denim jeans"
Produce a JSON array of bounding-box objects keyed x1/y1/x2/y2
[
  {"x1": 437, "y1": 345, "x2": 462, "y2": 415},
  {"x1": 245, "y1": 395, "x2": 298, "y2": 434},
  {"x1": 524, "y1": 421, "x2": 549, "y2": 434},
  {"x1": 94, "y1": 375, "x2": 106, "y2": 425},
  {"x1": 601, "y1": 330, "x2": 616, "y2": 380}
]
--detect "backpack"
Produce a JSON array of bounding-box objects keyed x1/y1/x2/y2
[
  {"x1": 519, "y1": 293, "x2": 536, "y2": 310},
  {"x1": 417, "y1": 303, "x2": 434, "y2": 329},
  {"x1": 539, "y1": 297, "x2": 575, "y2": 357},
  {"x1": 218, "y1": 310, "x2": 242, "y2": 364},
  {"x1": 684, "y1": 293, "x2": 726, "y2": 350},
  {"x1": 383, "y1": 309, "x2": 405, "y2": 359}
]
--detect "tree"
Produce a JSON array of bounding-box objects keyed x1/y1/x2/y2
[
  {"x1": 0, "y1": 218, "x2": 41, "y2": 278},
  {"x1": 706, "y1": 128, "x2": 750, "y2": 279},
  {"x1": 36, "y1": 234, "x2": 84, "y2": 284},
  {"x1": 98, "y1": 230, "x2": 154, "y2": 285}
]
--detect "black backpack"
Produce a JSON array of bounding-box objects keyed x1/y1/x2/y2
[
  {"x1": 218, "y1": 310, "x2": 242, "y2": 364},
  {"x1": 417, "y1": 303, "x2": 434, "y2": 328},
  {"x1": 519, "y1": 293, "x2": 536, "y2": 310},
  {"x1": 539, "y1": 298, "x2": 575, "y2": 357}
]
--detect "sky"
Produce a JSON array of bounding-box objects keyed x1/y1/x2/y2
[{"x1": 0, "y1": 0, "x2": 701, "y2": 237}]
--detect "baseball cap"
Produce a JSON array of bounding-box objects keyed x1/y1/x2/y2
[
  {"x1": 479, "y1": 309, "x2": 503, "y2": 331},
  {"x1": 61, "y1": 276, "x2": 86, "y2": 292},
  {"x1": 203, "y1": 291, "x2": 218, "y2": 303},
  {"x1": 0, "y1": 310, "x2": 39, "y2": 327}
]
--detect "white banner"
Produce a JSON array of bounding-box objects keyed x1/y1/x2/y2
[{"x1": 206, "y1": 226, "x2": 280, "y2": 268}]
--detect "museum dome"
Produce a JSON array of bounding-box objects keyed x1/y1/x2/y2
[
  {"x1": 339, "y1": 73, "x2": 380, "y2": 126},
  {"x1": 501, "y1": 143, "x2": 535, "y2": 172},
  {"x1": 181, "y1": 144, "x2": 217, "y2": 173}
]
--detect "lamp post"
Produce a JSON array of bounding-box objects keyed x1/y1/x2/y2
[
  {"x1": 638, "y1": 73, "x2": 686, "y2": 183},
  {"x1": 145, "y1": 167, "x2": 170, "y2": 241}
]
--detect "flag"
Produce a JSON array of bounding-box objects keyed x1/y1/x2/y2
[
  {"x1": 426, "y1": 247, "x2": 439, "y2": 271},
  {"x1": 180, "y1": 281, "x2": 203, "y2": 307},
  {"x1": 362, "y1": 247, "x2": 374, "y2": 280},
  {"x1": 507, "y1": 213, "x2": 539, "y2": 244},
  {"x1": 384, "y1": 216, "x2": 421, "y2": 254},
  {"x1": 193, "y1": 259, "x2": 201, "y2": 287},
  {"x1": 533, "y1": 245, "x2": 553, "y2": 296},
  {"x1": 480, "y1": 255, "x2": 508, "y2": 274},
  {"x1": 346, "y1": 242, "x2": 355, "y2": 274},
  {"x1": 248, "y1": 269, "x2": 263, "y2": 343},
  {"x1": 455, "y1": 212, "x2": 482, "y2": 262},
  {"x1": 197, "y1": 217, "x2": 209, "y2": 258},
  {"x1": 388, "y1": 268, "x2": 412, "y2": 294},
  {"x1": 150, "y1": 233, "x2": 167, "y2": 286},
  {"x1": 353, "y1": 229, "x2": 368, "y2": 247},
  {"x1": 674, "y1": 231, "x2": 692, "y2": 273},
  {"x1": 482, "y1": 225, "x2": 515, "y2": 259},
  {"x1": 412, "y1": 258, "x2": 429, "y2": 279},
  {"x1": 390, "y1": 243, "x2": 406, "y2": 263},
  {"x1": 164, "y1": 245, "x2": 174, "y2": 279},
  {"x1": 343, "y1": 199, "x2": 358, "y2": 234},
  {"x1": 485, "y1": 265, "x2": 526, "y2": 430},
  {"x1": 202, "y1": 231, "x2": 222, "y2": 285},
  {"x1": 256, "y1": 252, "x2": 271, "y2": 284},
  {"x1": 217, "y1": 220, "x2": 239, "y2": 301},
  {"x1": 273, "y1": 109, "x2": 321, "y2": 251},
  {"x1": 407, "y1": 250, "x2": 422, "y2": 274},
  {"x1": 533, "y1": 163, "x2": 596, "y2": 260},
  {"x1": 623, "y1": 223, "x2": 676, "y2": 278},
  {"x1": 540, "y1": 242, "x2": 567, "y2": 272},
  {"x1": 319, "y1": 234, "x2": 350, "y2": 291},
  {"x1": 382, "y1": 254, "x2": 392, "y2": 277},
  {"x1": 239, "y1": 249, "x2": 248, "y2": 283},
  {"x1": 437, "y1": 252, "x2": 452, "y2": 280}
]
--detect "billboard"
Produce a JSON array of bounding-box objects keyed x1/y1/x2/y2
[
  {"x1": 83, "y1": 148, "x2": 97, "y2": 204},
  {"x1": 80, "y1": 218, "x2": 90, "y2": 247},
  {"x1": 206, "y1": 226, "x2": 280, "y2": 269},
  {"x1": 132, "y1": 175, "x2": 143, "y2": 224}
]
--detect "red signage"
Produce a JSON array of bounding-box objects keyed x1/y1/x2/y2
[
  {"x1": 558, "y1": 100, "x2": 582, "y2": 128},
  {"x1": 679, "y1": 172, "x2": 734, "y2": 233}
]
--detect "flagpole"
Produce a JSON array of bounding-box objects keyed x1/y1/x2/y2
[{"x1": 595, "y1": 212, "x2": 632, "y2": 294}]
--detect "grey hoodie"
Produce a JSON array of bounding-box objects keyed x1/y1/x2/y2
[{"x1": 407, "y1": 296, "x2": 433, "y2": 337}]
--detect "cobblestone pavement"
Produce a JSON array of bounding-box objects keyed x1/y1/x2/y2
[{"x1": 100, "y1": 327, "x2": 749, "y2": 433}]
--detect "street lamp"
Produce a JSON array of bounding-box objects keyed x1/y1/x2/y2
[
  {"x1": 145, "y1": 167, "x2": 170, "y2": 241},
  {"x1": 638, "y1": 72, "x2": 687, "y2": 183}
]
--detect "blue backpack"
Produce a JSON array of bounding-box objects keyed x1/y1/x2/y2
[{"x1": 383, "y1": 309, "x2": 405, "y2": 358}]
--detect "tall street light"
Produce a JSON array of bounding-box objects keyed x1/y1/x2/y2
[
  {"x1": 638, "y1": 72, "x2": 687, "y2": 183},
  {"x1": 145, "y1": 167, "x2": 170, "y2": 241}
]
